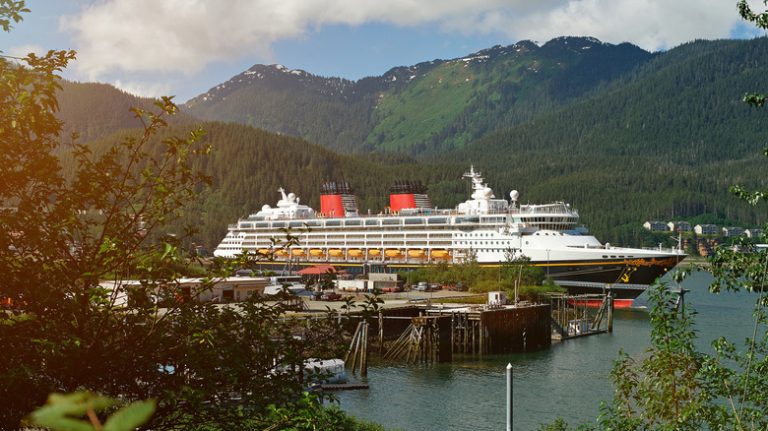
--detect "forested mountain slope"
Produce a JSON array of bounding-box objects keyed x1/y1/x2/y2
[
  {"x1": 56, "y1": 81, "x2": 196, "y2": 144},
  {"x1": 184, "y1": 37, "x2": 653, "y2": 154},
  {"x1": 76, "y1": 122, "x2": 464, "y2": 246}
]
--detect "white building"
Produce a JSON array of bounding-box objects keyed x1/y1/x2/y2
[
  {"x1": 667, "y1": 221, "x2": 691, "y2": 232},
  {"x1": 643, "y1": 221, "x2": 668, "y2": 232},
  {"x1": 694, "y1": 224, "x2": 719, "y2": 235},
  {"x1": 745, "y1": 228, "x2": 764, "y2": 239},
  {"x1": 722, "y1": 227, "x2": 745, "y2": 238},
  {"x1": 101, "y1": 276, "x2": 271, "y2": 306}
]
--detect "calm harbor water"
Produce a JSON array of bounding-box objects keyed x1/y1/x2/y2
[{"x1": 337, "y1": 271, "x2": 761, "y2": 430}]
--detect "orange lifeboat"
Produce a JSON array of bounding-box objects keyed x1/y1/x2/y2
[
  {"x1": 275, "y1": 249, "x2": 288, "y2": 257},
  {"x1": 431, "y1": 250, "x2": 450, "y2": 259},
  {"x1": 368, "y1": 249, "x2": 382, "y2": 257},
  {"x1": 309, "y1": 249, "x2": 325, "y2": 257},
  {"x1": 329, "y1": 248, "x2": 344, "y2": 258},
  {"x1": 257, "y1": 248, "x2": 271, "y2": 256},
  {"x1": 291, "y1": 249, "x2": 306, "y2": 257},
  {"x1": 408, "y1": 249, "x2": 426, "y2": 259},
  {"x1": 348, "y1": 249, "x2": 363, "y2": 258},
  {"x1": 385, "y1": 249, "x2": 403, "y2": 259}
]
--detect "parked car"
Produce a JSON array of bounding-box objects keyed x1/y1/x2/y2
[
  {"x1": 415, "y1": 282, "x2": 429, "y2": 292},
  {"x1": 320, "y1": 292, "x2": 342, "y2": 301}
]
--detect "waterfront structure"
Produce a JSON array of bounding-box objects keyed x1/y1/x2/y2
[
  {"x1": 745, "y1": 228, "x2": 764, "y2": 238},
  {"x1": 214, "y1": 167, "x2": 684, "y2": 300}
]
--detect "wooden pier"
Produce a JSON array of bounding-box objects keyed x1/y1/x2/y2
[
  {"x1": 371, "y1": 302, "x2": 552, "y2": 364},
  {"x1": 339, "y1": 291, "x2": 612, "y2": 369}
]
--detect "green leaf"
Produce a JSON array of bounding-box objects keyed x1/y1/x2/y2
[
  {"x1": 31, "y1": 416, "x2": 95, "y2": 431},
  {"x1": 103, "y1": 399, "x2": 156, "y2": 431},
  {"x1": 30, "y1": 392, "x2": 115, "y2": 431}
]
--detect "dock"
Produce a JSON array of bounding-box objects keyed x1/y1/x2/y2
[
  {"x1": 318, "y1": 383, "x2": 370, "y2": 391},
  {"x1": 296, "y1": 289, "x2": 615, "y2": 375}
]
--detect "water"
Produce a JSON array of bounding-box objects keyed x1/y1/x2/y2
[{"x1": 337, "y1": 271, "x2": 763, "y2": 430}]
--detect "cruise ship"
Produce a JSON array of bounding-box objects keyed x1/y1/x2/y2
[{"x1": 214, "y1": 167, "x2": 685, "y2": 305}]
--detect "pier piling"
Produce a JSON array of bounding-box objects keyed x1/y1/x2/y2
[{"x1": 607, "y1": 288, "x2": 614, "y2": 333}]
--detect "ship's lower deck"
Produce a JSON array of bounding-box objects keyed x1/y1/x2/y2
[{"x1": 237, "y1": 255, "x2": 682, "y2": 287}]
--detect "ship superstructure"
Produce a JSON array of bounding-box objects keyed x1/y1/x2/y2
[{"x1": 214, "y1": 167, "x2": 684, "y2": 295}]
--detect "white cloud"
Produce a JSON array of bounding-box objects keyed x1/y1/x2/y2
[
  {"x1": 498, "y1": 0, "x2": 744, "y2": 51},
  {"x1": 61, "y1": 0, "x2": 753, "y2": 81},
  {"x1": 6, "y1": 44, "x2": 46, "y2": 59},
  {"x1": 112, "y1": 79, "x2": 171, "y2": 98}
]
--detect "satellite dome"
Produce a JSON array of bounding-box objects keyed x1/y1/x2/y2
[
  {"x1": 509, "y1": 190, "x2": 519, "y2": 201},
  {"x1": 262, "y1": 205, "x2": 271, "y2": 211},
  {"x1": 287, "y1": 193, "x2": 296, "y2": 200}
]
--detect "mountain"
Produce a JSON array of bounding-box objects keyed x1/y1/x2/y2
[
  {"x1": 184, "y1": 37, "x2": 652, "y2": 154},
  {"x1": 56, "y1": 81, "x2": 196, "y2": 144}
]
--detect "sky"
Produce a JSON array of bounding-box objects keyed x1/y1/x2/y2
[{"x1": 2, "y1": 0, "x2": 764, "y2": 102}]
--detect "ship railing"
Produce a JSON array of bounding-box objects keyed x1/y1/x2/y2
[
  {"x1": 641, "y1": 246, "x2": 685, "y2": 254},
  {"x1": 554, "y1": 280, "x2": 650, "y2": 290},
  {"x1": 510, "y1": 207, "x2": 578, "y2": 216}
]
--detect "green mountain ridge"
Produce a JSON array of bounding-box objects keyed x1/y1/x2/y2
[{"x1": 184, "y1": 36, "x2": 653, "y2": 154}]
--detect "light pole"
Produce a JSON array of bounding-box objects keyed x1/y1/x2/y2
[
  {"x1": 506, "y1": 363, "x2": 513, "y2": 431},
  {"x1": 546, "y1": 249, "x2": 551, "y2": 277}
]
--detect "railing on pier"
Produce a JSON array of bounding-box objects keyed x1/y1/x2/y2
[{"x1": 544, "y1": 291, "x2": 614, "y2": 340}]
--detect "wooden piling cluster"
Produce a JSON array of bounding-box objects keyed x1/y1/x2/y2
[
  {"x1": 383, "y1": 315, "x2": 452, "y2": 363},
  {"x1": 450, "y1": 311, "x2": 481, "y2": 354},
  {"x1": 345, "y1": 321, "x2": 370, "y2": 376}
]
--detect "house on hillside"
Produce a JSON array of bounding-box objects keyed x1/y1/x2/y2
[
  {"x1": 667, "y1": 221, "x2": 691, "y2": 232},
  {"x1": 745, "y1": 228, "x2": 764, "y2": 239},
  {"x1": 722, "y1": 227, "x2": 745, "y2": 238},
  {"x1": 694, "y1": 224, "x2": 719, "y2": 235},
  {"x1": 643, "y1": 221, "x2": 668, "y2": 232}
]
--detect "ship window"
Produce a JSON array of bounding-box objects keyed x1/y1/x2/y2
[
  {"x1": 345, "y1": 220, "x2": 362, "y2": 226},
  {"x1": 428, "y1": 217, "x2": 448, "y2": 224},
  {"x1": 325, "y1": 220, "x2": 341, "y2": 227},
  {"x1": 305, "y1": 221, "x2": 320, "y2": 227},
  {"x1": 610, "y1": 255, "x2": 616, "y2": 258},
  {"x1": 365, "y1": 220, "x2": 379, "y2": 226},
  {"x1": 271, "y1": 222, "x2": 286, "y2": 228},
  {"x1": 255, "y1": 222, "x2": 268, "y2": 228},
  {"x1": 602, "y1": 255, "x2": 608, "y2": 258},
  {"x1": 404, "y1": 218, "x2": 423, "y2": 225},
  {"x1": 382, "y1": 219, "x2": 400, "y2": 225}
]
